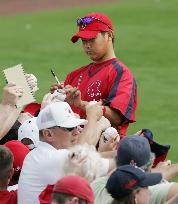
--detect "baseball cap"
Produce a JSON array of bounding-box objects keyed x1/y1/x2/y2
[
  {"x1": 53, "y1": 175, "x2": 94, "y2": 204},
  {"x1": 36, "y1": 102, "x2": 87, "y2": 130},
  {"x1": 116, "y1": 135, "x2": 151, "y2": 167},
  {"x1": 23, "y1": 102, "x2": 41, "y2": 116},
  {"x1": 106, "y1": 165, "x2": 162, "y2": 199},
  {"x1": 140, "y1": 128, "x2": 170, "y2": 167},
  {"x1": 71, "y1": 12, "x2": 113, "y2": 43},
  {"x1": 39, "y1": 184, "x2": 54, "y2": 204},
  {"x1": 4, "y1": 140, "x2": 30, "y2": 172},
  {"x1": 18, "y1": 117, "x2": 39, "y2": 148}
]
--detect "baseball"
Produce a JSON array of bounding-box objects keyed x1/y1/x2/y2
[{"x1": 102, "y1": 127, "x2": 120, "y2": 142}]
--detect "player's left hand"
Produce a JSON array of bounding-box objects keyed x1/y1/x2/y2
[{"x1": 64, "y1": 85, "x2": 82, "y2": 107}]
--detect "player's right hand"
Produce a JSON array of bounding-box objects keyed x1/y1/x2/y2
[{"x1": 50, "y1": 83, "x2": 64, "y2": 93}]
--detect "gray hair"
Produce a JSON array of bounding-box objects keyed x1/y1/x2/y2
[
  {"x1": 141, "y1": 152, "x2": 155, "y2": 172},
  {"x1": 64, "y1": 144, "x2": 107, "y2": 182}
]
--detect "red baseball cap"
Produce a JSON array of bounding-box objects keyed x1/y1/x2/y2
[
  {"x1": 4, "y1": 140, "x2": 30, "y2": 172},
  {"x1": 39, "y1": 184, "x2": 54, "y2": 204},
  {"x1": 23, "y1": 102, "x2": 41, "y2": 116},
  {"x1": 53, "y1": 175, "x2": 94, "y2": 204},
  {"x1": 71, "y1": 12, "x2": 113, "y2": 43}
]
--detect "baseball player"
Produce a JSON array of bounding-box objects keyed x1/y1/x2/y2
[{"x1": 51, "y1": 12, "x2": 137, "y2": 137}]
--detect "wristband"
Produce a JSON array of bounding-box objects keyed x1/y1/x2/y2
[{"x1": 102, "y1": 106, "x2": 106, "y2": 116}]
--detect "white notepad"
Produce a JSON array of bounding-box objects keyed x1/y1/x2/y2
[{"x1": 3, "y1": 64, "x2": 36, "y2": 108}]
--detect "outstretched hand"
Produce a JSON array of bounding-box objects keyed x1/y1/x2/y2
[
  {"x1": 25, "y1": 73, "x2": 39, "y2": 93},
  {"x1": 86, "y1": 101, "x2": 103, "y2": 121},
  {"x1": 2, "y1": 82, "x2": 23, "y2": 106},
  {"x1": 41, "y1": 93, "x2": 59, "y2": 110},
  {"x1": 50, "y1": 82, "x2": 64, "y2": 93},
  {"x1": 98, "y1": 132, "x2": 119, "y2": 152}
]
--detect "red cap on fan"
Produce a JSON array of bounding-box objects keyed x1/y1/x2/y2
[
  {"x1": 23, "y1": 102, "x2": 41, "y2": 116},
  {"x1": 4, "y1": 140, "x2": 30, "y2": 172}
]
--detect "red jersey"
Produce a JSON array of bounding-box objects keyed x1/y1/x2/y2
[
  {"x1": 0, "y1": 190, "x2": 17, "y2": 204},
  {"x1": 65, "y1": 58, "x2": 137, "y2": 136}
]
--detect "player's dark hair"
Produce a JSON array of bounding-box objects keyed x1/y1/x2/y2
[{"x1": 101, "y1": 31, "x2": 115, "y2": 44}]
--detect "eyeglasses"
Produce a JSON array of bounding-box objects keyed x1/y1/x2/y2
[
  {"x1": 51, "y1": 126, "x2": 77, "y2": 132},
  {"x1": 77, "y1": 16, "x2": 112, "y2": 30}
]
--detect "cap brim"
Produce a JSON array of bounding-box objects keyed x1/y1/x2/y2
[
  {"x1": 71, "y1": 30, "x2": 99, "y2": 43},
  {"x1": 23, "y1": 103, "x2": 41, "y2": 116},
  {"x1": 140, "y1": 172, "x2": 162, "y2": 187},
  {"x1": 60, "y1": 117, "x2": 88, "y2": 128}
]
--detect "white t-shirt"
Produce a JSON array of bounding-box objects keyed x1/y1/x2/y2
[{"x1": 18, "y1": 141, "x2": 69, "y2": 204}]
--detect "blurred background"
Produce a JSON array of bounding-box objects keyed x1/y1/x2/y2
[{"x1": 0, "y1": 0, "x2": 178, "y2": 162}]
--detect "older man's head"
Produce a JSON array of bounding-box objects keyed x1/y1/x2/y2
[{"x1": 36, "y1": 102, "x2": 87, "y2": 149}]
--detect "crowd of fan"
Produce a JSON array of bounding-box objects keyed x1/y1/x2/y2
[{"x1": 0, "y1": 73, "x2": 178, "y2": 204}]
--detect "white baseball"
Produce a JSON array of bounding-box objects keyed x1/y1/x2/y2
[{"x1": 102, "y1": 127, "x2": 119, "y2": 142}]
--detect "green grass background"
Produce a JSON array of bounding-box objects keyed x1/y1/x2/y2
[{"x1": 0, "y1": 0, "x2": 178, "y2": 162}]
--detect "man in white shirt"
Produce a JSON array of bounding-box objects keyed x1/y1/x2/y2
[{"x1": 18, "y1": 101, "x2": 107, "y2": 204}]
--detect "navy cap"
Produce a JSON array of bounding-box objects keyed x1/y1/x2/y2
[
  {"x1": 141, "y1": 129, "x2": 170, "y2": 167},
  {"x1": 116, "y1": 135, "x2": 151, "y2": 167},
  {"x1": 106, "y1": 165, "x2": 162, "y2": 199}
]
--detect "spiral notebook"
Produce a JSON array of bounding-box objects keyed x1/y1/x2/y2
[{"x1": 3, "y1": 64, "x2": 36, "y2": 108}]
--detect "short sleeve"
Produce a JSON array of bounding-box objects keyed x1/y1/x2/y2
[
  {"x1": 149, "y1": 182, "x2": 176, "y2": 204},
  {"x1": 107, "y1": 61, "x2": 137, "y2": 122}
]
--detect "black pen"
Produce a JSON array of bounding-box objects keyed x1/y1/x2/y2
[{"x1": 51, "y1": 69, "x2": 60, "y2": 85}]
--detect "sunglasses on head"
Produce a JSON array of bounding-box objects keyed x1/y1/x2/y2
[
  {"x1": 51, "y1": 126, "x2": 77, "y2": 132},
  {"x1": 76, "y1": 16, "x2": 112, "y2": 30}
]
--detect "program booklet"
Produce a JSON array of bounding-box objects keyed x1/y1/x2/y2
[{"x1": 3, "y1": 64, "x2": 36, "y2": 108}]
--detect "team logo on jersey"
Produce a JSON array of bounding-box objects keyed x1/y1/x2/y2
[{"x1": 87, "y1": 80, "x2": 102, "y2": 98}]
